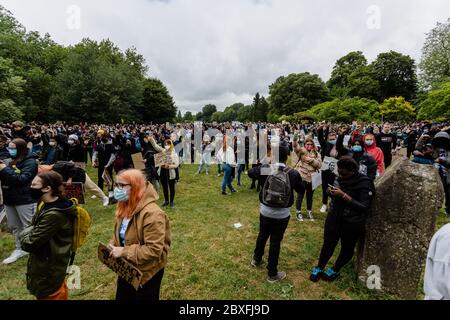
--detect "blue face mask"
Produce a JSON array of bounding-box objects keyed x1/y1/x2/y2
[
  {"x1": 8, "y1": 148, "x2": 17, "y2": 158},
  {"x1": 352, "y1": 145, "x2": 363, "y2": 153},
  {"x1": 328, "y1": 140, "x2": 336, "y2": 145},
  {"x1": 114, "y1": 188, "x2": 129, "y2": 202}
]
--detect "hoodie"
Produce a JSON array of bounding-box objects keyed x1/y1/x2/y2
[{"x1": 363, "y1": 134, "x2": 385, "y2": 175}]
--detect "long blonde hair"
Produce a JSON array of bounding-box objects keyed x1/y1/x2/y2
[{"x1": 115, "y1": 169, "x2": 147, "y2": 219}]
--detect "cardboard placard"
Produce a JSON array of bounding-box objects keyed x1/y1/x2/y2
[
  {"x1": 131, "y1": 153, "x2": 146, "y2": 170},
  {"x1": 63, "y1": 182, "x2": 85, "y2": 204},
  {"x1": 102, "y1": 169, "x2": 113, "y2": 189},
  {"x1": 154, "y1": 151, "x2": 175, "y2": 168},
  {"x1": 343, "y1": 135, "x2": 351, "y2": 147},
  {"x1": 97, "y1": 243, "x2": 143, "y2": 290}
]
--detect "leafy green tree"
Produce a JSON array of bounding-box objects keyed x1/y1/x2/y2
[
  {"x1": 417, "y1": 81, "x2": 450, "y2": 121},
  {"x1": 139, "y1": 78, "x2": 177, "y2": 124},
  {"x1": 371, "y1": 51, "x2": 418, "y2": 102},
  {"x1": 306, "y1": 98, "x2": 380, "y2": 123},
  {"x1": 237, "y1": 105, "x2": 254, "y2": 122},
  {"x1": 419, "y1": 18, "x2": 450, "y2": 89},
  {"x1": 268, "y1": 72, "x2": 330, "y2": 115},
  {"x1": 183, "y1": 111, "x2": 194, "y2": 122},
  {"x1": 379, "y1": 97, "x2": 415, "y2": 122},
  {"x1": 0, "y1": 57, "x2": 25, "y2": 122},
  {"x1": 195, "y1": 112, "x2": 203, "y2": 121},
  {"x1": 201, "y1": 104, "x2": 217, "y2": 122},
  {"x1": 50, "y1": 39, "x2": 146, "y2": 123}
]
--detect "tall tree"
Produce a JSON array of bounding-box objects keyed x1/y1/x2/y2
[
  {"x1": 419, "y1": 18, "x2": 450, "y2": 90},
  {"x1": 139, "y1": 78, "x2": 177, "y2": 123},
  {"x1": 201, "y1": 104, "x2": 217, "y2": 122},
  {"x1": 371, "y1": 51, "x2": 418, "y2": 102},
  {"x1": 418, "y1": 81, "x2": 450, "y2": 121},
  {"x1": 327, "y1": 51, "x2": 380, "y2": 100},
  {"x1": 268, "y1": 72, "x2": 330, "y2": 116}
]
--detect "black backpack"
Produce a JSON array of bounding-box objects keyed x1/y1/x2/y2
[{"x1": 262, "y1": 166, "x2": 292, "y2": 208}]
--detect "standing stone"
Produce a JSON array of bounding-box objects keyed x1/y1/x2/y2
[{"x1": 357, "y1": 158, "x2": 445, "y2": 299}]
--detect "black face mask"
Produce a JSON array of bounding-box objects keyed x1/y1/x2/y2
[{"x1": 29, "y1": 187, "x2": 45, "y2": 200}]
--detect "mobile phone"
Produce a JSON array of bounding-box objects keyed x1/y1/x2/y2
[{"x1": 328, "y1": 184, "x2": 336, "y2": 189}]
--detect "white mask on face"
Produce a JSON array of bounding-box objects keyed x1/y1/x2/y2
[
  {"x1": 49, "y1": 142, "x2": 56, "y2": 147},
  {"x1": 68, "y1": 140, "x2": 75, "y2": 145}
]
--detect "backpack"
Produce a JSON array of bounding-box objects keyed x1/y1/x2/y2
[
  {"x1": 261, "y1": 166, "x2": 292, "y2": 208},
  {"x1": 70, "y1": 198, "x2": 92, "y2": 265}
]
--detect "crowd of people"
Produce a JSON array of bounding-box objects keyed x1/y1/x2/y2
[{"x1": 0, "y1": 118, "x2": 449, "y2": 300}]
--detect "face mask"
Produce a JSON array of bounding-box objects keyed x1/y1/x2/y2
[
  {"x1": 328, "y1": 140, "x2": 336, "y2": 145},
  {"x1": 68, "y1": 140, "x2": 75, "y2": 145},
  {"x1": 165, "y1": 145, "x2": 171, "y2": 151},
  {"x1": 305, "y1": 145, "x2": 314, "y2": 151},
  {"x1": 365, "y1": 140, "x2": 374, "y2": 146},
  {"x1": 114, "y1": 188, "x2": 129, "y2": 202},
  {"x1": 49, "y1": 142, "x2": 56, "y2": 147},
  {"x1": 352, "y1": 145, "x2": 363, "y2": 153},
  {"x1": 8, "y1": 148, "x2": 17, "y2": 158},
  {"x1": 29, "y1": 187, "x2": 45, "y2": 200}
]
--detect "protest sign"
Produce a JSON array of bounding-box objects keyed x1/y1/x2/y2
[
  {"x1": 97, "y1": 243, "x2": 143, "y2": 290},
  {"x1": 131, "y1": 153, "x2": 146, "y2": 170},
  {"x1": 63, "y1": 182, "x2": 85, "y2": 204},
  {"x1": 321, "y1": 156, "x2": 339, "y2": 175},
  {"x1": 155, "y1": 151, "x2": 175, "y2": 168},
  {"x1": 102, "y1": 169, "x2": 113, "y2": 189}
]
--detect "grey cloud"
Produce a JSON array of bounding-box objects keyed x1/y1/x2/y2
[{"x1": 1, "y1": 0, "x2": 449, "y2": 114}]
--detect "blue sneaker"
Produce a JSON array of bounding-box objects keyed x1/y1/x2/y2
[
  {"x1": 309, "y1": 266, "x2": 323, "y2": 282},
  {"x1": 322, "y1": 267, "x2": 339, "y2": 281}
]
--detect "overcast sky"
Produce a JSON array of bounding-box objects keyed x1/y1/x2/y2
[{"x1": 1, "y1": 0, "x2": 449, "y2": 114}]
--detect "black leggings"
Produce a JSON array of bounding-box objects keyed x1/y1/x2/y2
[
  {"x1": 116, "y1": 268, "x2": 164, "y2": 301},
  {"x1": 318, "y1": 213, "x2": 365, "y2": 272},
  {"x1": 321, "y1": 170, "x2": 336, "y2": 206},
  {"x1": 296, "y1": 181, "x2": 314, "y2": 211},
  {"x1": 160, "y1": 168, "x2": 176, "y2": 203}
]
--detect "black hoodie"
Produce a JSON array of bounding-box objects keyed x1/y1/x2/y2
[{"x1": 329, "y1": 173, "x2": 376, "y2": 225}]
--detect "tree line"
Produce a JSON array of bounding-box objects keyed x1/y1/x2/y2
[{"x1": 0, "y1": 6, "x2": 176, "y2": 124}]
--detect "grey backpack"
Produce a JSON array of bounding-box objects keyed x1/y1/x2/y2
[{"x1": 262, "y1": 166, "x2": 292, "y2": 208}]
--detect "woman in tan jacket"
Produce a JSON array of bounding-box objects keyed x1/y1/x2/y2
[
  {"x1": 293, "y1": 137, "x2": 322, "y2": 222},
  {"x1": 108, "y1": 169, "x2": 171, "y2": 300}
]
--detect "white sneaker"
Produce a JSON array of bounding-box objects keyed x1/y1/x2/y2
[
  {"x1": 320, "y1": 205, "x2": 327, "y2": 213},
  {"x1": 307, "y1": 211, "x2": 315, "y2": 221},
  {"x1": 2, "y1": 249, "x2": 29, "y2": 265},
  {"x1": 102, "y1": 197, "x2": 110, "y2": 207},
  {"x1": 91, "y1": 195, "x2": 97, "y2": 199},
  {"x1": 296, "y1": 212, "x2": 304, "y2": 222}
]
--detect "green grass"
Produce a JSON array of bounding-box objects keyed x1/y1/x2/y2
[{"x1": 1, "y1": 160, "x2": 449, "y2": 300}]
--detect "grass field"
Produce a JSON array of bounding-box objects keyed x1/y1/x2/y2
[{"x1": 1, "y1": 159, "x2": 449, "y2": 300}]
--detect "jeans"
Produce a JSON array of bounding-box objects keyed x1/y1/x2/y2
[
  {"x1": 221, "y1": 163, "x2": 234, "y2": 192},
  {"x1": 318, "y1": 212, "x2": 365, "y2": 272},
  {"x1": 160, "y1": 169, "x2": 176, "y2": 204},
  {"x1": 296, "y1": 181, "x2": 314, "y2": 212},
  {"x1": 116, "y1": 268, "x2": 164, "y2": 301},
  {"x1": 237, "y1": 164, "x2": 245, "y2": 184},
  {"x1": 253, "y1": 214, "x2": 290, "y2": 277}
]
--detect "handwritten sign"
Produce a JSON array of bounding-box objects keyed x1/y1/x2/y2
[
  {"x1": 131, "y1": 153, "x2": 146, "y2": 170},
  {"x1": 98, "y1": 243, "x2": 143, "y2": 290},
  {"x1": 63, "y1": 182, "x2": 85, "y2": 204},
  {"x1": 154, "y1": 151, "x2": 175, "y2": 168}
]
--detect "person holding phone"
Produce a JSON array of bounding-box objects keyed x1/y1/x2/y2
[{"x1": 309, "y1": 156, "x2": 375, "y2": 282}]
